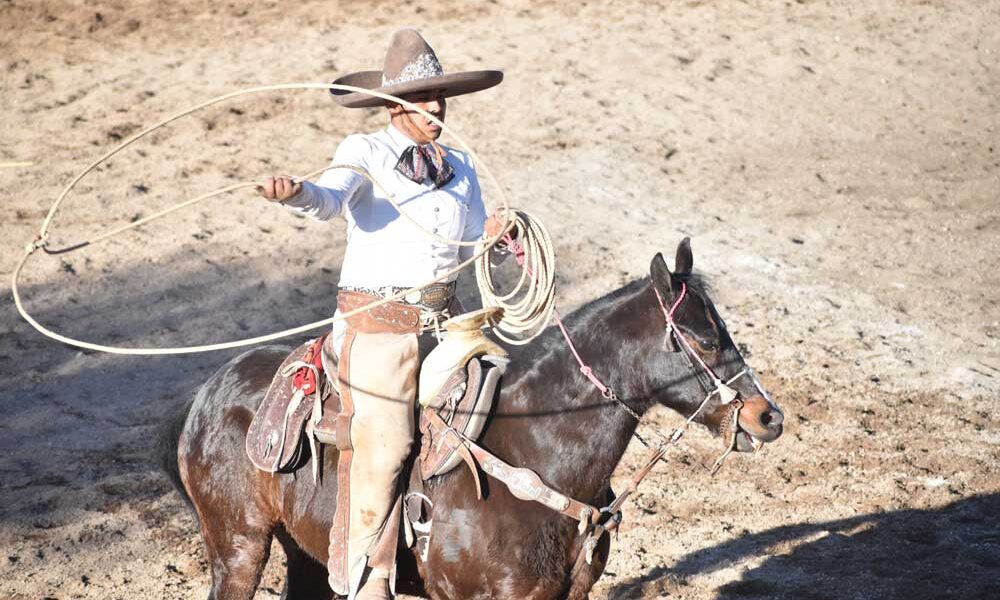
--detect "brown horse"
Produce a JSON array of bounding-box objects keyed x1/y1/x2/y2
[{"x1": 160, "y1": 240, "x2": 784, "y2": 599}]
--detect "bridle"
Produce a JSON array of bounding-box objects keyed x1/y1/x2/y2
[
  {"x1": 651, "y1": 280, "x2": 757, "y2": 472},
  {"x1": 653, "y1": 282, "x2": 746, "y2": 416},
  {"x1": 553, "y1": 277, "x2": 765, "y2": 567},
  {"x1": 439, "y1": 237, "x2": 773, "y2": 567}
]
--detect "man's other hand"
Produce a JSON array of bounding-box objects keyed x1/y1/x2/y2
[
  {"x1": 257, "y1": 176, "x2": 302, "y2": 202},
  {"x1": 483, "y1": 208, "x2": 512, "y2": 239}
]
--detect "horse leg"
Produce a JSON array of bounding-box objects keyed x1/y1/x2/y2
[
  {"x1": 179, "y1": 404, "x2": 278, "y2": 600},
  {"x1": 563, "y1": 531, "x2": 611, "y2": 600},
  {"x1": 275, "y1": 528, "x2": 335, "y2": 600},
  {"x1": 197, "y1": 517, "x2": 273, "y2": 600}
]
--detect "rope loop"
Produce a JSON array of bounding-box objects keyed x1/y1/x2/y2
[{"x1": 476, "y1": 210, "x2": 556, "y2": 345}]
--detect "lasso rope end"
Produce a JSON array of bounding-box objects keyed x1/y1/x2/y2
[{"x1": 24, "y1": 234, "x2": 49, "y2": 254}]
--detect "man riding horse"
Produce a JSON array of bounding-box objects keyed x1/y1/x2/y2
[{"x1": 257, "y1": 29, "x2": 505, "y2": 600}]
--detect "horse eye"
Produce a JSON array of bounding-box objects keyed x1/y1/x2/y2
[{"x1": 698, "y1": 338, "x2": 718, "y2": 352}]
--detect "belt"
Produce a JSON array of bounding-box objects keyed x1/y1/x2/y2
[
  {"x1": 341, "y1": 282, "x2": 457, "y2": 312},
  {"x1": 336, "y1": 290, "x2": 423, "y2": 335}
]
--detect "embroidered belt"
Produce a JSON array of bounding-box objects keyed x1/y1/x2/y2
[
  {"x1": 336, "y1": 290, "x2": 423, "y2": 335},
  {"x1": 340, "y1": 282, "x2": 456, "y2": 313}
]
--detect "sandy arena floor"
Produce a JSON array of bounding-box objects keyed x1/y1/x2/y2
[{"x1": 1, "y1": 1, "x2": 998, "y2": 598}]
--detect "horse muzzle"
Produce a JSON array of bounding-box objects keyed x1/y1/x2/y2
[{"x1": 736, "y1": 394, "x2": 784, "y2": 446}]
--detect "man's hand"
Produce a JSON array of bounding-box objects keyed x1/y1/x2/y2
[
  {"x1": 257, "y1": 176, "x2": 302, "y2": 203},
  {"x1": 483, "y1": 208, "x2": 512, "y2": 240}
]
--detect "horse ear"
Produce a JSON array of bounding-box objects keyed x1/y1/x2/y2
[
  {"x1": 675, "y1": 237, "x2": 693, "y2": 276},
  {"x1": 650, "y1": 252, "x2": 674, "y2": 293}
]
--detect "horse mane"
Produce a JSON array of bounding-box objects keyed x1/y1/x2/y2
[{"x1": 507, "y1": 270, "x2": 714, "y2": 366}]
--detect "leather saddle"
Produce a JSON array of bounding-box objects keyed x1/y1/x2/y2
[{"x1": 245, "y1": 334, "x2": 507, "y2": 481}]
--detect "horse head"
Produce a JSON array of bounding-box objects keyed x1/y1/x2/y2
[{"x1": 649, "y1": 238, "x2": 784, "y2": 453}]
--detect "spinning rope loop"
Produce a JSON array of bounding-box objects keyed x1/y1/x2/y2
[{"x1": 11, "y1": 83, "x2": 553, "y2": 355}]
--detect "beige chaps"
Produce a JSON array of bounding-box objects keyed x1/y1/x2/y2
[{"x1": 328, "y1": 328, "x2": 420, "y2": 598}]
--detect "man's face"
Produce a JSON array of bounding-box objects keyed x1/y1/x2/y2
[{"x1": 388, "y1": 90, "x2": 447, "y2": 145}]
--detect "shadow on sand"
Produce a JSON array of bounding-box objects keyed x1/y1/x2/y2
[
  {"x1": 609, "y1": 492, "x2": 999, "y2": 600},
  {"x1": 0, "y1": 251, "x2": 345, "y2": 522}
]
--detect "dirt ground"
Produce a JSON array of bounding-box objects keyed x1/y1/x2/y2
[{"x1": 1, "y1": 0, "x2": 998, "y2": 598}]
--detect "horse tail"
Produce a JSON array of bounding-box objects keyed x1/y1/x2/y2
[{"x1": 157, "y1": 395, "x2": 196, "y2": 514}]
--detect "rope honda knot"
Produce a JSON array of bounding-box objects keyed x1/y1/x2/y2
[{"x1": 24, "y1": 234, "x2": 49, "y2": 254}]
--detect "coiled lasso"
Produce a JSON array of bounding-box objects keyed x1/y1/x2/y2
[
  {"x1": 12, "y1": 83, "x2": 556, "y2": 355},
  {"x1": 475, "y1": 210, "x2": 556, "y2": 345}
]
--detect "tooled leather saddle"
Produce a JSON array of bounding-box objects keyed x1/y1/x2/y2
[{"x1": 244, "y1": 334, "x2": 507, "y2": 482}]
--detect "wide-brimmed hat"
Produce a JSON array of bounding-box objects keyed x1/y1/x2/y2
[{"x1": 330, "y1": 28, "x2": 503, "y2": 109}]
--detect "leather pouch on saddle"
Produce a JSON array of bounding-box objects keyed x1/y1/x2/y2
[{"x1": 246, "y1": 334, "x2": 333, "y2": 474}]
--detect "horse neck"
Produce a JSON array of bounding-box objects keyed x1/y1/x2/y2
[{"x1": 490, "y1": 279, "x2": 668, "y2": 504}]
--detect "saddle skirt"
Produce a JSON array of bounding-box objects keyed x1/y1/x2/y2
[{"x1": 245, "y1": 335, "x2": 507, "y2": 480}]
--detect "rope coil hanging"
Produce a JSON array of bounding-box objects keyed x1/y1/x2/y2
[
  {"x1": 12, "y1": 82, "x2": 555, "y2": 355},
  {"x1": 475, "y1": 210, "x2": 556, "y2": 345}
]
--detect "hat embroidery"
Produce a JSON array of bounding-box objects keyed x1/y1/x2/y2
[{"x1": 382, "y1": 53, "x2": 444, "y2": 87}]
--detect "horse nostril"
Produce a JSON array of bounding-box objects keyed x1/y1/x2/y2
[{"x1": 760, "y1": 409, "x2": 783, "y2": 429}]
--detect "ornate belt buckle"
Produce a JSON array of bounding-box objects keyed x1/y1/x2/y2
[{"x1": 420, "y1": 285, "x2": 451, "y2": 311}]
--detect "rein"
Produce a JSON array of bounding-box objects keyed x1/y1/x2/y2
[{"x1": 491, "y1": 237, "x2": 752, "y2": 522}]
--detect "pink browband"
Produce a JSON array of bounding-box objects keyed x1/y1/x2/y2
[{"x1": 653, "y1": 282, "x2": 724, "y2": 389}]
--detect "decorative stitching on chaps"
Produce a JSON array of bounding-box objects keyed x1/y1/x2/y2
[{"x1": 327, "y1": 330, "x2": 357, "y2": 596}]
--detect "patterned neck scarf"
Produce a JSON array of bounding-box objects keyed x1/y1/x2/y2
[{"x1": 394, "y1": 143, "x2": 454, "y2": 188}]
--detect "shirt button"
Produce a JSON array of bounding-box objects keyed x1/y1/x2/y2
[
  {"x1": 433, "y1": 228, "x2": 438, "y2": 233},
  {"x1": 434, "y1": 207, "x2": 440, "y2": 213}
]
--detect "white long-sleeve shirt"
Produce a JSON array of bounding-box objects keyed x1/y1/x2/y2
[{"x1": 284, "y1": 124, "x2": 487, "y2": 289}]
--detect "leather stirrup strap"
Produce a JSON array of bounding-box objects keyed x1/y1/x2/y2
[
  {"x1": 423, "y1": 411, "x2": 485, "y2": 499},
  {"x1": 454, "y1": 440, "x2": 483, "y2": 500}
]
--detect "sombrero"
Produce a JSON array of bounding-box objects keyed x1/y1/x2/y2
[{"x1": 330, "y1": 28, "x2": 503, "y2": 109}]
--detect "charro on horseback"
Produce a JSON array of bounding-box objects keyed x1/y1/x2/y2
[
  {"x1": 255, "y1": 28, "x2": 511, "y2": 600},
  {"x1": 11, "y1": 26, "x2": 786, "y2": 600}
]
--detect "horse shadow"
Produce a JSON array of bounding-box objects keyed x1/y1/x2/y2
[{"x1": 607, "y1": 492, "x2": 1000, "y2": 600}]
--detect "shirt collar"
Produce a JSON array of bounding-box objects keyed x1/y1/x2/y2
[{"x1": 386, "y1": 123, "x2": 420, "y2": 150}]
